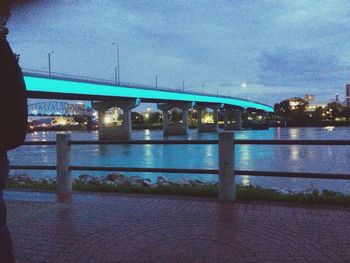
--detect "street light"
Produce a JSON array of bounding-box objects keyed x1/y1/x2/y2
[
  {"x1": 114, "y1": 66, "x2": 118, "y2": 85},
  {"x1": 201, "y1": 84, "x2": 205, "y2": 94},
  {"x1": 182, "y1": 80, "x2": 185, "y2": 92},
  {"x1": 155, "y1": 74, "x2": 160, "y2": 88},
  {"x1": 48, "y1": 51, "x2": 54, "y2": 75},
  {"x1": 242, "y1": 83, "x2": 247, "y2": 99},
  {"x1": 112, "y1": 42, "x2": 120, "y2": 85}
]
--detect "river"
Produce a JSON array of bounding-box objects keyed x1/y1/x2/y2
[{"x1": 7, "y1": 127, "x2": 350, "y2": 193}]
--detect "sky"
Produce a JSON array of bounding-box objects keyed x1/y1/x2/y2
[{"x1": 6, "y1": 0, "x2": 350, "y2": 106}]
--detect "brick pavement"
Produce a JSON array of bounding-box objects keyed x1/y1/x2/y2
[{"x1": 3, "y1": 190, "x2": 350, "y2": 263}]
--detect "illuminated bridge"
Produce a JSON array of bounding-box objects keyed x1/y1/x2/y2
[
  {"x1": 28, "y1": 101, "x2": 92, "y2": 116},
  {"x1": 24, "y1": 70, "x2": 274, "y2": 140}
]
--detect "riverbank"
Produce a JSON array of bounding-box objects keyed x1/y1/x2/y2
[
  {"x1": 7, "y1": 173, "x2": 350, "y2": 205},
  {"x1": 27, "y1": 121, "x2": 350, "y2": 133}
]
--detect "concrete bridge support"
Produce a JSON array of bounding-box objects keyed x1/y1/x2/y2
[
  {"x1": 158, "y1": 102, "x2": 192, "y2": 136},
  {"x1": 223, "y1": 109, "x2": 244, "y2": 130},
  {"x1": 196, "y1": 104, "x2": 221, "y2": 133},
  {"x1": 92, "y1": 99, "x2": 139, "y2": 140}
]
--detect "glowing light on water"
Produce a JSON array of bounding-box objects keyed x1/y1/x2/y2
[
  {"x1": 288, "y1": 129, "x2": 300, "y2": 139},
  {"x1": 290, "y1": 145, "x2": 300, "y2": 161},
  {"x1": 241, "y1": 175, "x2": 251, "y2": 186},
  {"x1": 324, "y1": 126, "x2": 335, "y2": 131}
]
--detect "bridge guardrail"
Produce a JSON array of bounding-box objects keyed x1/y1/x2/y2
[
  {"x1": 23, "y1": 68, "x2": 202, "y2": 95},
  {"x1": 9, "y1": 132, "x2": 350, "y2": 201}
]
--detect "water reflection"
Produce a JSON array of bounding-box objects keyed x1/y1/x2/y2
[
  {"x1": 275, "y1": 127, "x2": 282, "y2": 139},
  {"x1": 144, "y1": 129, "x2": 151, "y2": 140},
  {"x1": 288, "y1": 128, "x2": 300, "y2": 139},
  {"x1": 241, "y1": 175, "x2": 251, "y2": 186},
  {"x1": 239, "y1": 145, "x2": 251, "y2": 161},
  {"x1": 290, "y1": 145, "x2": 300, "y2": 161},
  {"x1": 144, "y1": 144, "x2": 155, "y2": 167}
]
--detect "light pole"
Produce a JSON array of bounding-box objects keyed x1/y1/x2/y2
[
  {"x1": 48, "y1": 51, "x2": 54, "y2": 75},
  {"x1": 202, "y1": 84, "x2": 205, "y2": 94},
  {"x1": 242, "y1": 83, "x2": 247, "y2": 99},
  {"x1": 155, "y1": 74, "x2": 159, "y2": 88},
  {"x1": 112, "y1": 42, "x2": 120, "y2": 85},
  {"x1": 182, "y1": 80, "x2": 185, "y2": 92},
  {"x1": 114, "y1": 66, "x2": 117, "y2": 85}
]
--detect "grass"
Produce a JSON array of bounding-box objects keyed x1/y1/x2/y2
[{"x1": 6, "y1": 181, "x2": 350, "y2": 205}]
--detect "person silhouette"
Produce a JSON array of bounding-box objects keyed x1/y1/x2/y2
[{"x1": 0, "y1": 23, "x2": 28, "y2": 262}]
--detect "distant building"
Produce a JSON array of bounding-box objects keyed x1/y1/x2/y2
[
  {"x1": 304, "y1": 94, "x2": 315, "y2": 102},
  {"x1": 346, "y1": 84, "x2": 350, "y2": 107},
  {"x1": 285, "y1": 98, "x2": 305, "y2": 110}
]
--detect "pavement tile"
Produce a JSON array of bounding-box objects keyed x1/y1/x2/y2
[{"x1": 3, "y1": 190, "x2": 350, "y2": 263}]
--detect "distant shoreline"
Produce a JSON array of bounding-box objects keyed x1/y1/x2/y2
[{"x1": 27, "y1": 122, "x2": 350, "y2": 133}]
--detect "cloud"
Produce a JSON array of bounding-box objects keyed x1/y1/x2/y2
[{"x1": 257, "y1": 47, "x2": 348, "y2": 87}]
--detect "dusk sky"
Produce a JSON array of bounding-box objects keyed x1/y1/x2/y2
[{"x1": 7, "y1": 0, "x2": 350, "y2": 105}]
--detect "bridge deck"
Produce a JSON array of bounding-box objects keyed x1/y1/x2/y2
[{"x1": 24, "y1": 72, "x2": 273, "y2": 112}]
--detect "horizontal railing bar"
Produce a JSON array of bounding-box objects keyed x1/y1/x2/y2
[
  {"x1": 69, "y1": 140, "x2": 218, "y2": 145},
  {"x1": 22, "y1": 141, "x2": 56, "y2": 145},
  {"x1": 8, "y1": 165, "x2": 350, "y2": 180},
  {"x1": 21, "y1": 139, "x2": 350, "y2": 146},
  {"x1": 69, "y1": 165, "x2": 219, "y2": 174},
  {"x1": 10, "y1": 165, "x2": 57, "y2": 170},
  {"x1": 235, "y1": 140, "x2": 350, "y2": 145},
  {"x1": 236, "y1": 170, "x2": 350, "y2": 180}
]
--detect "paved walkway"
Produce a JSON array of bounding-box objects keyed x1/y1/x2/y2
[{"x1": 4, "y1": 190, "x2": 350, "y2": 262}]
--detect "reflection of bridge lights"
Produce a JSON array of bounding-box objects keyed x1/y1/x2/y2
[
  {"x1": 290, "y1": 145, "x2": 299, "y2": 161},
  {"x1": 288, "y1": 129, "x2": 299, "y2": 139},
  {"x1": 324, "y1": 126, "x2": 335, "y2": 131},
  {"x1": 241, "y1": 175, "x2": 250, "y2": 186}
]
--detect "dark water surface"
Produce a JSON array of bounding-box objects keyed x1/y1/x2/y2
[{"x1": 8, "y1": 127, "x2": 350, "y2": 193}]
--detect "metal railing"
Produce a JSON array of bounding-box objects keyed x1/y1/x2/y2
[{"x1": 9, "y1": 132, "x2": 350, "y2": 201}]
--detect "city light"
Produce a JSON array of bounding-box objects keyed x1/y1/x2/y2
[{"x1": 202, "y1": 114, "x2": 214, "y2": 124}]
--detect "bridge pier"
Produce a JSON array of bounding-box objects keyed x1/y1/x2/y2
[
  {"x1": 92, "y1": 99, "x2": 139, "y2": 140},
  {"x1": 158, "y1": 102, "x2": 192, "y2": 136},
  {"x1": 223, "y1": 109, "x2": 244, "y2": 130},
  {"x1": 196, "y1": 104, "x2": 221, "y2": 133}
]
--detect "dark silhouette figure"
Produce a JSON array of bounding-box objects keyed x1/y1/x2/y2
[{"x1": 0, "y1": 25, "x2": 28, "y2": 262}]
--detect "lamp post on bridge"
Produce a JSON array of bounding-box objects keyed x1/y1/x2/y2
[
  {"x1": 242, "y1": 83, "x2": 247, "y2": 99},
  {"x1": 202, "y1": 84, "x2": 205, "y2": 94},
  {"x1": 182, "y1": 80, "x2": 185, "y2": 92},
  {"x1": 155, "y1": 74, "x2": 160, "y2": 89},
  {"x1": 114, "y1": 66, "x2": 117, "y2": 85},
  {"x1": 48, "y1": 51, "x2": 54, "y2": 76},
  {"x1": 112, "y1": 42, "x2": 120, "y2": 85}
]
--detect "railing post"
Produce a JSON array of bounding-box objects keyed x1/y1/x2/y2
[
  {"x1": 56, "y1": 134, "x2": 72, "y2": 202},
  {"x1": 218, "y1": 131, "x2": 235, "y2": 201}
]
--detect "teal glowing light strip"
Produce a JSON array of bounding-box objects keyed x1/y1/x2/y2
[{"x1": 24, "y1": 76, "x2": 274, "y2": 112}]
